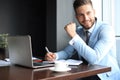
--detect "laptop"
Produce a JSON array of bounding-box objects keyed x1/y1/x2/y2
[{"x1": 7, "y1": 35, "x2": 54, "y2": 68}]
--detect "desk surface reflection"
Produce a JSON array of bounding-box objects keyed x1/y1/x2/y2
[{"x1": 0, "y1": 64, "x2": 111, "y2": 80}]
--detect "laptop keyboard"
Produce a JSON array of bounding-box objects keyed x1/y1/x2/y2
[
  {"x1": 33, "y1": 62, "x2": 43, "y2": 66},
  {"x1": 33, "y1": 61, "x2": 54, "y2": 67}
]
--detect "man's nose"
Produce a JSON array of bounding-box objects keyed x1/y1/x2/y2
[{"x1": 84, "y1": 15, "x2": 89, "y2": 20}]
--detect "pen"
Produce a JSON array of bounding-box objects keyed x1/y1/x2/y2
[
  {"x1": 45, "y1": 47, "x2": 50, "y2": 53},
  {"x1": 45, "y1": 47, "x2": 55, "y2": 61}
]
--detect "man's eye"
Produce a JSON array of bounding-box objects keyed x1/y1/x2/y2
[
  {"x1": 77, "y1": 14, "x2": 83, "y2": 17},
  {"x1": 87, "y1": 12, "x2": 91, "y2": 15}
]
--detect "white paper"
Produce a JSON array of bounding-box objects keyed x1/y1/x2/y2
[
  {"x1": 0, "y1": 60, "x2": 10, "y2": 67},
  {"x1": 57, "y1": 59, "x2": 83, "y2": 65}
]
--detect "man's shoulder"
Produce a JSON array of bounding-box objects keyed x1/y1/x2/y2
[
  {"x1": 96, "y1": 20, "x2": 111, "y2": 30},
  {"x1": 76, "y1": 26, "x2": 83, "y2": 33},
  {"x1": 96, "y1": 20, "x2": 110, "y2": 27},
  {"x1": 76, "y1": 26, "x2": 83, "y2": 30}
]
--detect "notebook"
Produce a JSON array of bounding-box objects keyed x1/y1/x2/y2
[{"x1": 7, "y1": 35, "x2": 54, "y2": 68}]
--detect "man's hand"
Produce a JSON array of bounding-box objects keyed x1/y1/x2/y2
[
  {"x1": 64, "y1": 22, "x2": 77, "y2": 38},
  {"x1": 45, "y1": 52, "x2": 56, "y2": 61}
]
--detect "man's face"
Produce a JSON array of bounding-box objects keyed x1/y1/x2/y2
[{"x1": 75, "y1": 4, "x2": 95, "y2": 29}]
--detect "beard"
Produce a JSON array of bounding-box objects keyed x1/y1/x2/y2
[{"x1": 79, "y1": 18, "x2": 96, "y2": 29}]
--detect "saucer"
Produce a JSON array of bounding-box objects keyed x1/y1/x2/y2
[{"x1": 49, "y1": 67, "x2": 71, "y2": 72}]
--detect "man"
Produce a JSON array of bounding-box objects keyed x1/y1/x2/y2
[{"x1": 45, "y1": 0, "x2": 120, "y2": 80}]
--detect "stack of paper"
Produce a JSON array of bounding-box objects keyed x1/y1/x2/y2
[
  {"x1": 0, "y1": 60, "x2": 10, "y2": 67},
  {"x1": 57, "y1": 59, "x2": 83, "y2": 65}
]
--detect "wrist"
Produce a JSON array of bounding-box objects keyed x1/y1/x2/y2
[{"x1": 71, "y1": 33, "x2": 77, "y2": 38}]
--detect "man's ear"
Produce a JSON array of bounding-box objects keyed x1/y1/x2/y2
[{"x1": 75, "y1": 14, "x2": 78, "y2": 20}]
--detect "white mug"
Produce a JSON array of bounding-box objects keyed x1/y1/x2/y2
[{"x1": 54, "y1": 61, "x2": 68, "y2": 71}]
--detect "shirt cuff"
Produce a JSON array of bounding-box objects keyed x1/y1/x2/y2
[
  {"x1": 55, "y1": 53, "x2": 59, "y2": 60},
  {"x1": 69, "y1": 34, "x2": 80, "y2": 45}
]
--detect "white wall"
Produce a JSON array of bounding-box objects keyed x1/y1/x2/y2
[
  {"x1": 57, "y1": 0, "x2": 74, "y2": 50},
  {"x1": 102, "y1": 0, "x2": 114, "y2": 28},
  {"x1": 114, "y1": 0, "x2": 120, "y2": 36},
  {"x1": 116, "y1": 37, "x2": 120, "y2": 67},
  {"x1": 92, "y1": 0, "x2": 102, "y2": 21},
  {"x1": 102, "y1": 0, "x2": 120, "y2": 36}
]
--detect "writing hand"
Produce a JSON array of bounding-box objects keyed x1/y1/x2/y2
[{"x1": 45, "y1": 52, "x2": 56, "y2": 61}]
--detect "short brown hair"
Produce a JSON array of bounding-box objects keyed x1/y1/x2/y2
[{"x1": 73, "y1": 0, "x2": 93, "y2": 10}]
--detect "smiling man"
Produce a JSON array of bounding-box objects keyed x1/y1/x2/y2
[{"x1": 45, "y1": 0, "x2": 120, "y2": 80}]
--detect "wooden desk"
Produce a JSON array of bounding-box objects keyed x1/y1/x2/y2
[{"x1": 0, "y1": 64, "x2": 111, "y2": 80}]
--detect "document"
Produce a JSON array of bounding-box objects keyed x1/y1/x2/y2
[
  {"x1": 0, "y1": 60, "x2": 10, "y2": 67},
  {"x1": 57, "y1": 59, "x2": 83, "y2": 65}
]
